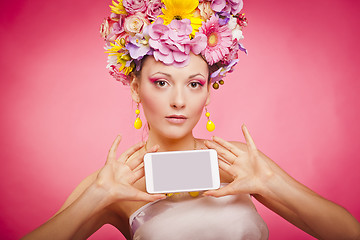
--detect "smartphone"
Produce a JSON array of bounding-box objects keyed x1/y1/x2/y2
[{"x1": 144, "y1": 149, "x2": 220, "y2": 194}]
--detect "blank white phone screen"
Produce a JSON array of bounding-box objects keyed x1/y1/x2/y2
[{"x1": 151, "y1": 151, "x2": 213, "y2": 192}]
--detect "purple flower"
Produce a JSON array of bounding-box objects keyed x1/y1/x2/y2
[
  {"x1": 239, "y1": 43, "x2": 247, "y2": 54},
  {"x1": 210, "y1": 59, "x2": 238, "y2": 82},
  {"x1": 211, "y1": 0, "x2": 243, "y2": 15},
  {"x1": 148, "y1": 18, "x2": 206, "y2": 67},
  {"x1": 216, "y1": 12, "x2": 230, "y2": 25},
  {"x1": 146, "y1": 0, "x2": 164, "y2": 21},
  {"x1": 123, "y1": 0, "x2": 148, "y2": 14},
  {"x1": 126, "y1": 27, "x2": 152, "y2": 60}
]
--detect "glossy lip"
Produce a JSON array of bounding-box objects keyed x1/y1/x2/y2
[{"x1": 165, "y1": 114, "x2": 188, "y2": 124}]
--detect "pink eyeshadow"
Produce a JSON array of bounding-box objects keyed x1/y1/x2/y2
[{"x1": 149, "y1": 77, "x2": 161, "y2": 83}]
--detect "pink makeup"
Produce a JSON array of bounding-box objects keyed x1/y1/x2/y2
[
  {"x1": 193, "y1": 79, "x2": 206, "y2": 86},
  {"x1": 149, "y1": 77, "x2": 164, "y2": 83},
  {"x1": 165, "y1": 114, "x2": 188, "y2": 124}
]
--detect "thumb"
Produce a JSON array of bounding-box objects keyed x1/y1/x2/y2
[
  {"x1": 203, "y1": 183, "x2": 237, "y2": 198},
  {"x1": 133, "y1": 190, "x2": 166, "y2": 202}
]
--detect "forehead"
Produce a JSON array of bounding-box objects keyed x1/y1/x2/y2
[{"x1": 140, "y1": 54, "x2": 209, "y2": 78}]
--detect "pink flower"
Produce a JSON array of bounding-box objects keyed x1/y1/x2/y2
[
  {"x1": 199, "y1": 15, "x2": 232, "y2": 65},
  {"x1": 112, "y1": 15, "x2": 126, "y2": 35},
  {"x1": 146, "y1": 0, "x2": 165, "y2": 21},
  {"x1": 109, "y1": 65, "x2": 130, "y2": 85},
  {"x1": 148, "y1": 18, "x2": 206, "y2": 67},
  {"x1": 123, "y1": 13, "x2": 150, "y2": 35},
  {"x1": 100, "y1": 17, "x2": 126, "y2": 42},
  {"x1": 211, "y1": 0, "x2": 243, "y2": 15},
  {"x1": 228, "y1": 0, "x2": 243, "y2": 15},
  {"x1": 222, "y1": 40, "x2": 239, "y2": 64},
  {"x1": 100, "y1": 17, "x2": 112, "y2": 40},
  {"x1": 236, "y1": 13, "x2": 248, "y2": 28},
  {"x1": 123, "y1": 0, "x2": 148, "y2": 14},
  {"x1": 196, "y1": 2, "x2": 214, "y2": 21}
]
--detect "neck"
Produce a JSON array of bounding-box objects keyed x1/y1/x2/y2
[{"x1": 146, "y1": 132, "x2": 197, "y2": 152}]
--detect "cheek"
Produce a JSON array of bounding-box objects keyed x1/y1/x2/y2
[
  {"x1": 139, "y1": 89, "x2": 164, "y2": 117},
  {"x1": 189, "y1": 92, "x2": 209, "y2": 114}
]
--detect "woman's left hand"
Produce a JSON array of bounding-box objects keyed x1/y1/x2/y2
[{"x1": 204, "y1": 124, "x2": 274, "y2": 197}]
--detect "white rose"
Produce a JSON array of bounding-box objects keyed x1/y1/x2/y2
[
  {"x1": 123, "y1": 13, "x2": 150, "y2": 35},
  {"x1": 228, "y1": 16, "x2": 238, "y2": 30},
  {"x1": 232, "y1": 28, "x2": 244, "y2": 40},
  {"x1": 197, "y1": 2, "x2": 214, "y2": 21}
]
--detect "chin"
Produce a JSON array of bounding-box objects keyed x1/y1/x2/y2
[{"x1": 156, "y1": 125, "x2": 194, "y2": 140}]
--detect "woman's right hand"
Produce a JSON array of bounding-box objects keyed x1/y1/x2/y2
[{"x1": 94, "y1": 135, "x2": 166, "y2": 205}]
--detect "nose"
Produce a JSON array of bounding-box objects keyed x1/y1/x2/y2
[{"x1": 170, "y1": 86, "x2": 186, "y2": 109}]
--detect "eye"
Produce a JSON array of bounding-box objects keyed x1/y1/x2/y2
[
  {"x1": 154, "y1": 80, "x2": 168, "y2": 87},
  {"x1": 189, "y1": 81, "x2": 204, "y2": 89}
]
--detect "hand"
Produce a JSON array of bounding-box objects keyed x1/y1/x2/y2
[
  {"x1": 204, "y1": 124, "x2": 274, "y2": 197},
  {"x1": 94, "y1": 135, "x2": 166, "y2": 204}
]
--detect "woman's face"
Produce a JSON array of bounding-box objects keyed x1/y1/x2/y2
[{"x1": 132, "y1": 53, "x2": 210, "y2": 140}]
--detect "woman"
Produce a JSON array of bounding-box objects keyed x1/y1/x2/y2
[{"x1": 22, "y1": 0, "x2": 360, "y2": 239}]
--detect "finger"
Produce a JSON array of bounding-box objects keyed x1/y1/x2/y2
[
  {"x1": 118, "y1": 141, "x2": 145, "y2": 163},
  {"x1": 127, "y1": 144, "x2": 159, "y2": 170},
  {"x1": 218, "y1": 154, "x2": 231, "y2": 165},
  {"x1": 133, "y1": 190, "x2": 166, "y2": 202},
  {"x1": 203, "y1": 183, "x2": 236, "y2": 198},
  {"x1": 106, "y1": 135, "x2": 122, "y2": 164},
  {"x1": 131, "y1": 166, "x2": 145, "y2": 184},
  {"x1": 205, "y1": 140, "x2": 237, "y2": 164},
  {"x1": 217, "y1": 159, "x2": 236, "y2": 177},
  {"x1": 242, "y1": 124, "x2": 257, "y2": 151},
  {"x1": 212, "y1": 136, "x2": 243, "y2": 157}
]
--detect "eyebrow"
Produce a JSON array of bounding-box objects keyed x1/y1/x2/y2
[
  {"x1": 189, "y1": 73, "x2": 206, "y2": 79},
  {"x1": 150, "y1": 72, "x2": 206, "y2": 79},
  {"x1": 150, "y1": 72, "x2": 171, "y2": 77}
]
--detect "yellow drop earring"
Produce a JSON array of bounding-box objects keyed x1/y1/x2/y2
[
  {"x1": 134, "y1": 103, "x2": 142, "y2": 129},
  {"x1": 205, "y1": 107, "x2": 215, "y2": 132}
]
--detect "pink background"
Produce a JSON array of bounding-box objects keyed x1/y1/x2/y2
[{"x1": 1, "y1": 0, "x2": 359, "y2": 239}]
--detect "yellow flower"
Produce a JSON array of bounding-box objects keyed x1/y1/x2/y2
[
  {"x1": 105, "y1": 39, "x2": 124, "y2": 54},
  {"x1": 105, "y1": 39, "x2": 134, "y2": 75},
  {"x1": 159, "y1": 0, "x2": 203, "y2": 35},
  {"x1": 109, "y1": 0, "x2": 127, "y2": 15},
  {"x1": 118, "y1": 56, "x2": 135, "y2": 75}
]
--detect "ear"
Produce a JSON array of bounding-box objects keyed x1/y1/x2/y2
[{"x1": 130, "y1": 76, "x2": 141, "y2": 103}]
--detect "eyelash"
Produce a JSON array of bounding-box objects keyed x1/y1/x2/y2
[
  {"x1": 152, "y1": 80, "x2": 204, "y2": 88},
  {"x1": 154, "y1": 80, "x2": 168, "y2": 87},
  {"x1": 189, "y1": 81, "x2": 204, "y2": 88}
]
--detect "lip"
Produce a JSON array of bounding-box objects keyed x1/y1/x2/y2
[{"x1": 165, "y1": 115, "x2": 188, "y2": 124}]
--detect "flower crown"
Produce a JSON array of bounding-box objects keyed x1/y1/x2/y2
[{"x1": 100, "y1": 0, "x2": 248, "y2": 89}]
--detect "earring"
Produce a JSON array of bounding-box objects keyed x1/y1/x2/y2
[
  {"x1": 205, "y1": 107, "x2": 215, "y2": 132},
  {"x1": 134, "y1": 103, "x2": 142, "y2": 129}
]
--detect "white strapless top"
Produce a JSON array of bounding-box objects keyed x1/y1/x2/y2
[{"x1": 129, "y1": 191, "x2": 268, "y2": 240}]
